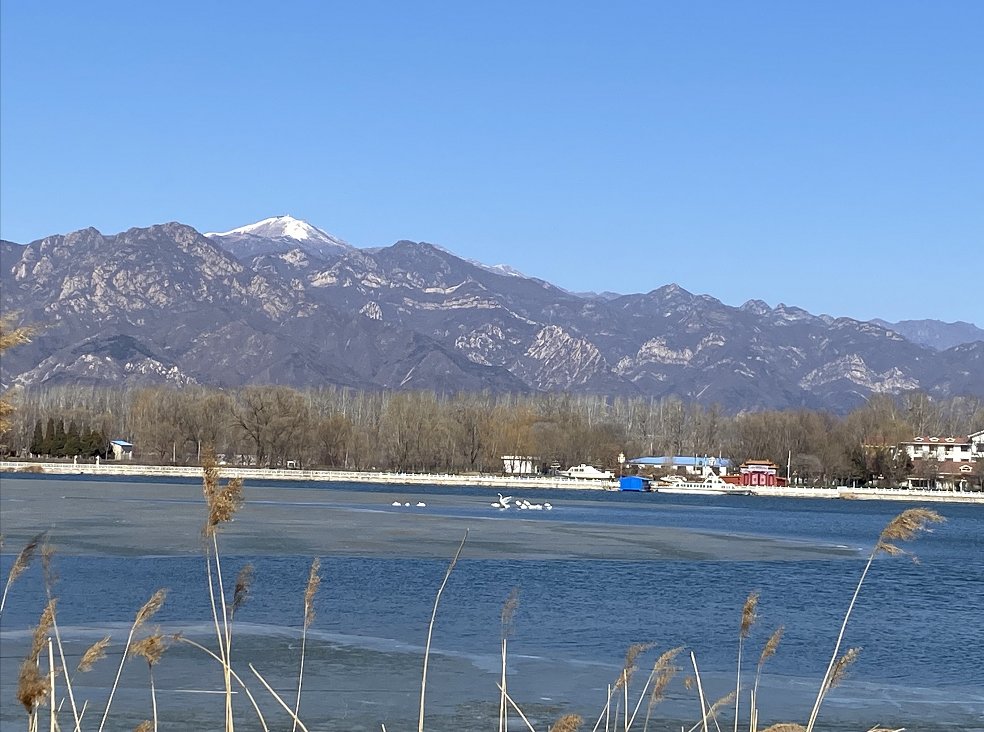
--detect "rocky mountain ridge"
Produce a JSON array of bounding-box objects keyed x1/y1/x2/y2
[{"x1": 2, "y1": 218, "x2": 981, "y2": 413}]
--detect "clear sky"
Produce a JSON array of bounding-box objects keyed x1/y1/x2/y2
[{"x1": 2, "y1": 1, "x2": 981, "y2": 325}]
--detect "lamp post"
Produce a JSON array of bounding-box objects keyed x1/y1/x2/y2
[{"x1": 618, "y1": 452, "x2": 625, "y2": 479}]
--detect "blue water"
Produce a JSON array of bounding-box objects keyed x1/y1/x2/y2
[{"x1": 1, "y1": 474, "x2": 982, "y2": 730}]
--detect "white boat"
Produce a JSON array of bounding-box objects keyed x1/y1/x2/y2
[
  {"x1": 558, "y1": 464, "x2": 614, "y2": 480},
  {"x1": 653, "y1": 473, "x2": 751, "y2": 496}
]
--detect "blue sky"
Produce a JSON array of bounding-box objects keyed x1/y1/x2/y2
[{"x1": 2, "y1": 1, "x2": 981, "y2": 324}]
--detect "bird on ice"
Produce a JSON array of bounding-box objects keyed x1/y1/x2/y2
[{"x1": 491, "y1": 493, "x2": 513, "y2": 509}]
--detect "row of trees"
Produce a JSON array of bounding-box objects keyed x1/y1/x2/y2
[
  {"x1": 29, "y1": 417, "x2": 108, "y2": 458},
  {"x1": 1, "y1": 384, "x2": 982, "y2": 487}
]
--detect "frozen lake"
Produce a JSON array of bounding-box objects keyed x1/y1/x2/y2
[{"x1": 2, "y1": 473, "x2": 982, "y2": 731}]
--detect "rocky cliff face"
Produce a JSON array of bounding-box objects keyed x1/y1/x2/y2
[{"x1": 2, "y1": 219, "x2": 981, "y2": 412}]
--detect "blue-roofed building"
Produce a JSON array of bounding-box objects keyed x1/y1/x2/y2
[
  {"x1": 110, "y1": 439, "x2": 134, "y2": 461},
  {"x1": 627, "y1": 455, "x2": 731, "y2": 477}
]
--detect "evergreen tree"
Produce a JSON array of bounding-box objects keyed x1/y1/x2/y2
[
  {"x1": 42, "y1": 417, "x2": 56, "y2": 456},
  {"x1": 52, "y1": 418, "x2": 67, "y2": 457},
  {"x1": 86, "y1": 430, "x2": 106, "y2": 458},
  {"x1": 31, "y1": 421, "x2": 44, "y2": 455},
  {"x1": 65, "y1": 420, "x2": 81, "y2": 457}
]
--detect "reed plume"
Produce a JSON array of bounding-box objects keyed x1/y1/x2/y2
[
  {"x1": 549, "y1": 713, "x2": 583, "y2": 732},
  {"x1": 760, "y1": 725, "x2": 806, "y2": 732},
  {"x1": 293, "y1": 557, "x2": 322, "y2": 732},
  {"x1": 16, "y1": 660, "x2": 49, "y2": 714},
  {"x1": 131, "y1": 631, "x2": 169, "y2": 731},
  {"x1": 0, "y1": 315, "x2": 33, "y2": 433},
  {"x1": 230, "y1": 563, "x2": 255, "y2": 618},
  {"x1": 735, "y1": 591, "x2": 760, "y2": 732},
  {"x1": 98, "y1": 588, "x2": 168, "y2": 732},
  {"x1": 17, "y1": 601, "x2": 57, "y2": 719},
  {"x1": 617, "y1": 642, "x2": 655, "y2": 690},
  {"x1": 201, "y1": 451, "x2": 244, "y2": 732},
  {"x1": 805, "y1": 508, "x2": 943, "y2": 732},
  {"x1": 826, "y1": 647, "x2": 861, "y2": 691},
  {"x1": 78, "y1": 636, "x2": 112, "y2": 672},
  {"x1": 641, "y1": 646, "x2": 684, "y2": 732},
  {"x1": 1, "y1": 531, "x2": 45, "y2": 615},
  {"x1": 750, "y1": 626, "x2": 784, "y2": 732},
  {"x1": 134, "y1": 721, "x2": 154, "y2": 732},
  {"x1": 875, "y1": 507, "x2": 944, "y2": 560},
  {"x1": 131, "y1": 631, "x2": 168, "y2": 666}
]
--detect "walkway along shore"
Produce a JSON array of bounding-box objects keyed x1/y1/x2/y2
[{"x1": 2, "y1": 460, "x2": 982, "y2": 504}]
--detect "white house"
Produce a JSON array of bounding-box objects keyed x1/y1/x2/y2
[
  {"x1": 110, "y1": 440, "x2": 134, "y2": 461},
  {"x1": 900, "y1": 433, "x2": 981, "y2": 489},
  {"x1": 502, "y1": 455, "x2": 538, "y2": 475},
  {"x1": 900, "y1": 435, "x2": 975, "y2": 464}
]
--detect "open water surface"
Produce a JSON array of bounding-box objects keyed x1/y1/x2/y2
[{"x1": 1, "y1": 473, "x2": 982, "y2": 731}]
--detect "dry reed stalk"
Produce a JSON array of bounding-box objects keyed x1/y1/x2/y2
[
  {"x1": 805, "y1": 508, "x2": 943, "y2": 732},
  {"x1": 225, "y1": 562, "x2": 254, "y2": 726},
  {"x1": 292, "y1": 557, "x2": 321, "y2": 732},
  {"x1": 131, "y1": 624, "x2": 168, "y2": 732},
  {"x1": 0, "y1": 316, "x2": 33, "y2": 434},
  {"x1": 616, "y1": 642, "x2": 655, "y2": 732},
  {"x1": 417, "y1": 530, "x2": 467, "y2": 732},
  {"x1": 39, "y1": 542, "x2": 84, "y2": 732},
  {"x1": 1, "y1": 531, "x2": 45, "y2": 615},
  {"x1": 734, "y1": 591, "x2": 759, "y2": 732},
  {"x1": 639, "y1": 646, "x2": 684, "y2": 732},
  {"x1": 176, "y1": 636, "x2": 270, "y2": 732},
  {"x1": 249, "y1": 663, "x2": 311, "y2": 732},
  {"x1": 496, "y1": 682, "x2": 538, "y2": 732},
  {"x1": 48, "y1": 638, "x2": 56, "y2": 732},
  {"x1": 17, "y1": 601, "x2": 56, "y2": 729},
  {"x1": 589, "y1": 683, "x2": 613, "y2": 732},
  {"x1": 201, "y1": 452, "x2": 245, "y2": 732},
  {"x1": 499, "y1": 587, "x2": 520, "y2": 732},
  {"x1": 550, "y1": 714, "x2": 584, "y2": 732},
  {"x1": 690, "y1": 651, "x2": 710, "y2": 732},
  {"x1": 750, "y1": 626, "x2": 784, "y2": 732},
  {"x1": 97, "y1": 588, "x2": 166, "y2": 732},
  {"x1": 687, "y1": 691, "x2": 736, "y2": 732}
]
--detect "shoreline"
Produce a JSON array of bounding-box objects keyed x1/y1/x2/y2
[{"x1": 2, "y1": 460, "x2": 982, "y2": 504}]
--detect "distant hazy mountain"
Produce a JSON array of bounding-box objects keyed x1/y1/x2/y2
[
  {"x1": 872, "y1": 319, "x2": 984, "y2": 351},
  {"x1": 3, "y1": 218, "x2": 982, "y2": 413}
]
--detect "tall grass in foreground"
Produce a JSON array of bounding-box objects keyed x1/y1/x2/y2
[{"x1": 2, "y1": 464, "x2": 942, "y2": 731}]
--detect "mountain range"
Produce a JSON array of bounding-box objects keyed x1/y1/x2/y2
[{"x1": 2, "y1": 216, "x2": 981, "y2": 413}]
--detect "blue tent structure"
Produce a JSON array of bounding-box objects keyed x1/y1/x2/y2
[{"x1": 619, "y1": 476, "x2": 647, "y2": 491}]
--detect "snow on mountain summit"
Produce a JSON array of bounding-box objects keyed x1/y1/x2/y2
[
  {"x1": 207, "y1": 215, "x2": 349, "y2": 247},
  {"x1": 206, "y1": 215, "x2": 353, "y2": 261}
]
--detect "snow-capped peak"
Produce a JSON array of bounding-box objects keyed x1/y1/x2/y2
[{"x1": 207, "y1": 215, "x2": 350, "y2": 248}]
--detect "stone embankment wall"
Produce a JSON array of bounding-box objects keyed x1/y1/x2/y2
[{"x1": 2, "y1": 461, "x2": 981, "y2": 503}]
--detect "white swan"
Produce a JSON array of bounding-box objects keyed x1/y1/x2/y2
[
  {"x1": 416, "y1": 502, "x2": 426, "y2": 507},
  {"x1": 391, "y1": 501, "x2": 402, "y2": 507}
]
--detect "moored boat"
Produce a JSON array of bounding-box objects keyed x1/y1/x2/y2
[{"x1": 653, "y1": 473, "x2": 751, "y2": 496}]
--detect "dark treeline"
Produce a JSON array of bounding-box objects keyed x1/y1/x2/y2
[{"x1": 1, "y1": 385, "x2": 982, "y2": 486}]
